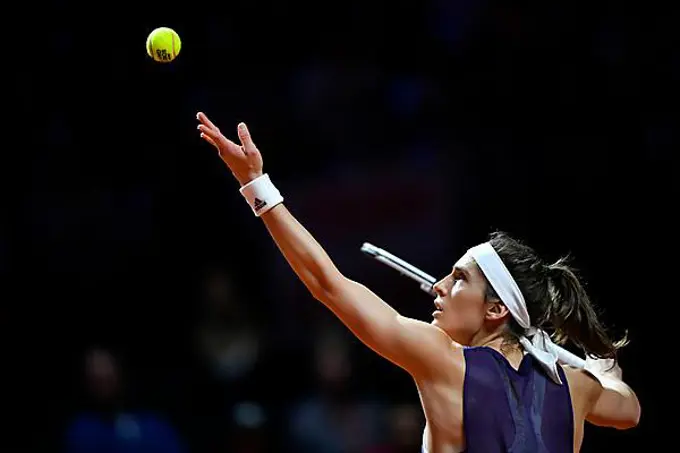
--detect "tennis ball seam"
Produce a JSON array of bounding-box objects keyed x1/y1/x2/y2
[
  {"x1": 147, "y1": 27, "x2": 180, "y2": 62},
  {"x1": 171, "y1": 33, "x2": 176, "y2": 59}
]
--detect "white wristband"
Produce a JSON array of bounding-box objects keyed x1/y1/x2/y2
[{"x1": 239, "y1": 173, "x2": 284, "y2": 216}]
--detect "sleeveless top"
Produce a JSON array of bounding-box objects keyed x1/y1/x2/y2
[{"x1": 422, "y1": 346, "x2": 574, "y2": 453}]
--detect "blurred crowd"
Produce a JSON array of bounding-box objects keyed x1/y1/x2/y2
[{"x1": 63, "y1": 267, "x2": 424, "y2": 453}]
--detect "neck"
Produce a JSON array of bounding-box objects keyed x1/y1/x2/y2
[{"x1": 470, "y1": 329, "x2": 522, "y2": 358}]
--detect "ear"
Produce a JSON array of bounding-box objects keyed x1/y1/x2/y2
[{"x1": 485, "y1": 300, "x2": 511, "y2": 321}]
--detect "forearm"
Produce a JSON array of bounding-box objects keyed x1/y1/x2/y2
[
  {"x1": 258, "y1": 203, "x2": 402, "y2": 340},
  {"x1": 260, "y1": 203, "x2": 344, "y2": 299}
]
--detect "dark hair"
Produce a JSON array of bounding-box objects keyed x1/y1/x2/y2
[{"x1": 483, "y1": 231, "x2": 628, "y2": 360}]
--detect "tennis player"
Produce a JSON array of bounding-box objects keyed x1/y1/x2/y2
[{"x1": 196, "y1": 113, "x2": 640, "y2": 453}]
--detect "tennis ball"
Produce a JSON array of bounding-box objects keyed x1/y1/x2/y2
[{"x1": 146, "y1": 27, "x2": 181, "y2": 63}]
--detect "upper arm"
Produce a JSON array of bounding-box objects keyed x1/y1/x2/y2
[
  {"x1": 584, "y1": 372, "x2": 641, "y2": 430},
  {"x1": 319, "y1": 275, "x2": 458, "y2": 378}
]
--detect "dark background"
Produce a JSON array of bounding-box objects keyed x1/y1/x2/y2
[{"x1": 5, "y1": 0, "x2": 676, "y2": 451}]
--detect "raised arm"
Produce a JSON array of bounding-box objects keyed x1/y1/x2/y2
[
  {"x1": 196, "y1": 113, "x2": 454, "y2": 378},
  {"x1": 260, "y1": 203, "x2": 453, "y2": 375}
]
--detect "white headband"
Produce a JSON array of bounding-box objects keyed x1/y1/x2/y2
[
  {"x1": 467, "y1": 242, "x2": 565, "y2": 384},
  {"x1": 467, "y1": 243, "x2": 530, "y2": 329}
]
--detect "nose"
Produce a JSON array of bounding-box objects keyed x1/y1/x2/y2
[{"x1": 433, "y1": 279, "x2": 446, "y2": 297}]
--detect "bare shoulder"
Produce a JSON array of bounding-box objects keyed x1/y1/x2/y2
[
  {"x1": 562, "y1": 365, "x2": 602, "y2": 414},
  {"x1": 563, "y1": 366, "x2": 602, "y2": 391},
  {"x1": 400, "y1": 317, "x2": 465, "y2": 380},
  {"x1": 563, "y1": 366, "x2": 601, "y2": 395}
]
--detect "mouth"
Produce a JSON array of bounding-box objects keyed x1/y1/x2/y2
[{"x1": 432, "y1": 300, "x2": 444, "y2": 316}]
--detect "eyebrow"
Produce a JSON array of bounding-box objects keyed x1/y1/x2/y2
[{"x1": 452, "y1": 266, "x2": 470, "y2": 278}]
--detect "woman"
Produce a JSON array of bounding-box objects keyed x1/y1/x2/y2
[{"x1": 196, "y1": 113, "x2": 640, "y2": 452}]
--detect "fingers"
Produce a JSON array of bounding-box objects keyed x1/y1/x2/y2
[
  {"x1": 197, "y1": 113, "x2": 221, "y2": 154},
  {"x1": 196, "y1": 114, "x2": 254, "y2": 159},
  {"x1": 237, "y1": 122, "x2": 257, "y2": 153},
  {"x1": 197, "y1": 123, "x2": 242, "y2": 156},
  {"x1": 200, "y1": 132, "x2": 218, "y2": 149},
  {"x1": 196, "y1": 112, "x2": 217, "y2": 131},
  {"x1": 197, "y1": 124, "x2": 220, "y2": 141}
]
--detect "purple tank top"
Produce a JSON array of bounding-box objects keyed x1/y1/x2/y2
[{"x1": 460, "y1": 346, "x2": 574, "y2": 453}]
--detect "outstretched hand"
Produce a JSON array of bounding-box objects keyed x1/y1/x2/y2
[{"x1": 196, "y1": 112, "x2": 264, "y2": 186}]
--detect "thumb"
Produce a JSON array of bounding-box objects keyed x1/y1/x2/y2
[{"x1": 237, "y1": 122, "x2": 257, "y2": 153}]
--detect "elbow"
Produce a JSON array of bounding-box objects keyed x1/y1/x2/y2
[
  {"x1": 309, "y1": 272, "x2": 347, "y2": 304},
  {"x1": 291, "y1": 256, "x2": 346, "y2": 302}
]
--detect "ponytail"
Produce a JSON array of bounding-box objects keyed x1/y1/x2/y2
[
  {"x1": 544, "y1": 257, "x2": 628, "y2": 359},
  {"x1": 487, "y1": 231, "x2": 629, "y2": 361}
]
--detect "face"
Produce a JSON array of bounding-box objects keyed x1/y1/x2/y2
[{"x1": 431, "y1": 253, "x2": 492, "y2": 345}]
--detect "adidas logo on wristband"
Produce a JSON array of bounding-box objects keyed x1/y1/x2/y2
[
  {"x1": 253, "y1": 197, "x2": 267, "y2": 211},
  {"x1": 239, "y1": 174, "x2": 284, "y2": 217}
]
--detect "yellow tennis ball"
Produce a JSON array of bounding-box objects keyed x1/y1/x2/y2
[{"x1": 146, "y1": 27, "x2": 181, "y2": 63}]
